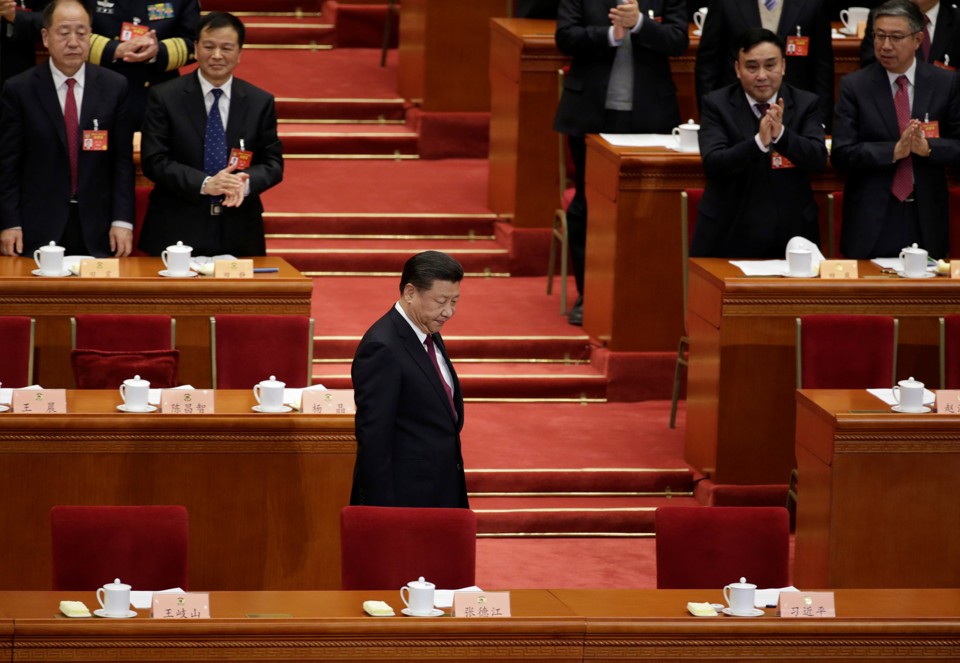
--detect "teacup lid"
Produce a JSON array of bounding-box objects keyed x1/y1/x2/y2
[
  {"x1": 167, "y1": 240, "x2": 192, "y2": 252},
  {"x1": 124, "y1": 374, "x2": 149, "y2": 387},
  {"x1": 42, "y1": 240, "x2": 63, "y2": 251},
  {"x1": 259, "y1": 375, "x2": 284, "y2": 387},
  {"x1": 899, "y1": 376, "x2": 923, "y2": 387},
  {"x1": 407, "y1": 576, "x2": 434, "y2": 589},
  {"x1": 681, "y1": 119, "x2": 700, "y2": 129},
  {"x1": 902, "y1": 242, "x2": 923, "y2": 253},
  {"x1": 104, "y1": 578, "x2": 131, "y2": 590},
  {"x1": 729, "y1": 576, "x2": 756, "y2": 589}
]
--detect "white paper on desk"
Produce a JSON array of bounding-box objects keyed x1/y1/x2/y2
[
  {"x1": 191, "y1": 255, "x2": 238, "y2": 276},
  {"x1": 131, "y1": 587, "x2": 185, "y2": 610},
  {"x1": 730, "y1": 260, "x2": 789, "y2": 276},
  {"x1": 148, "y1": 385, "x2": 195, "y2": 406},
  {"x1": 64, "y1": 255, "x2": 94, "y2": 276},
  {"x1": 0, "y1": 385, "x2": 41, "y2": 405},
  {"x1": 599, "y1": 133, "x2": 675, "y2": 148},
  {"x1": 285, "y1": 384, "x2": 327, "y2": 411},
  {"x1": 868, "y1": 388, "x2": 936, "y2": 406},
  {"x1": 434, "y1": 586, "x2": 482, "y2": 609},
  {"x1": 755, "y1": 586, "x2": 798, "y2": 608}
]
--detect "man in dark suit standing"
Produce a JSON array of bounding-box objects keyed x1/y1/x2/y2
[
  {"x1": 350, "y1": 251, "x2": 468, "y2": 508},
  {"x1": 860, "y1": 0, "x2": 960, "y2": 69},
  {"x1": 0, "y1": 0, "x2": 53, "y2": 85},
  {"x1": 833, "y1": 0, "x2": 960, "y2": 258},
  {"x1": 554, "y1": 0, "x2": 688, "y2": 326},
  {"x1": 691, "y1": 29, "x2": 826, "y2": 257},
  {"x1": 139, "y1": 11, "x2": 283, "y2": 257},
  {"x1": 695, "y1": 0, "x2": 834, "y2": 128},
  {"x1": 0, "y1": 0, "x2": 134, "y2": 258}
]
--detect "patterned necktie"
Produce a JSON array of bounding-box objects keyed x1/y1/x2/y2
[
  {"x1": 764, "y1": 0, "x2": 777, "y2": 10},
  {"x1": 891, "y1": 75, "x2": 913, "y2": 201},
  {"x1": 921, "y1": 15, "x2": 932, "y2": 61},
  {"x1": 204, "y1": 88, "x2": 227, "y2": 203},
  {"x1": 425, "y1": 334, "x2": 457, "y2": 422},
  {"x1": 754, "y1": 102, "x2": 770, "y2": 119},
  {"x1": 64, "y1": 78, "x2": 79, "y2": 196}
]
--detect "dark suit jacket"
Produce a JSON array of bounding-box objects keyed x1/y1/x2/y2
[
  {"x1": 553, "y1": 0, "x2": 688, "y2": 135},
  {"x1": 1, "y1": 1, "x2": 51, "y2": 85},
  {"x1": 0, "y1": 62, "x2": 134, "y2": 257},
  {"x1": 350, "y1": 307, "x2": 468, "y2": 509},
  {"x1": 831, "y1": 61, "x2": 960, "y2": 258},
  {"x1": 139, "y1": 71, "x2": 284, "y2": 257},
  {"x1": 691, "y1": 83, "x2": 826, "y2": 257},
  {"x1": 861, "y1": 2, "x2": 960, "y2": 69},
  {"x1": 694, "y1": 0, "x2": 834, "y2": 127}
]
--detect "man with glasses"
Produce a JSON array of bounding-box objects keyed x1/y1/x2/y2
[
  {"x1": 860, "y1": 0, "x2": 960, "y2": 69},
  {"x1": 832, "y1": 0, "x2": 960, "y2": 258}
]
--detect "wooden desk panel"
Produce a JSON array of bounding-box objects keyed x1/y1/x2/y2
[
  {"x1": 795, "y1": 390, "x2": 960, "y2": 589},
  {"x1": 0, "y1": 257, "x2": 311, "y2": 389},
  {"x1": 686, "y1": 259, "x2": 960, "y2": 485},
  {"x1": 0, "y1": 391, "x2": 354, "y2": 591}
]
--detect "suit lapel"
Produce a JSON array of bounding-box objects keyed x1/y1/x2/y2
[
  {"x1": 931, "y1": 6, "x2": 953, "y2": 64},
  {"x1": 735, "y1": 0, "x2": 762, "y2": 31},
  {"x1": 390, "y1": 310, "x2": 458, "y2": 422},
  {"x1": 78, "y1": 65, "x2": 97, "y2": 132},
  {"x1": 34, "y1": 63, "x2": 68, "y2": 152},
  {"x1": 225, "y1": 79, "x2": 249, "y2": 151},
  {"x1": 868, "y1": 64, "x2": 901, "y2": 139},
  {"x1": 913, "y1": 61, "x2": 935, "y2": 123},
  {"x1": 729, "y1": 88, "x2": 759, "y2": 143},
  {"x1": 776, "y1": 0, "x2": 801, "y2": 39},
  {"x1": 181, "y1": 71, "x2": 208, "y2": 142}
]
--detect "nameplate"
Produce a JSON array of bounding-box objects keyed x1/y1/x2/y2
[
  {"x1": 951, "y1": 262, "x2": 960, "y2": 279},
  {"x1": 453, "y1": 591, "x2": 511, "y2": 618},
  {"x1": 935, "y1": 390, "x2": 960, "y2": 413},
  {"x1": 301, "y1": 389, "x2": 356, "y2": 414},
  {"x1": 214, "y1": 259, "x2": 254, "y2": 278},
  {"x1": 11, "y1": 389, "x2": 67, "y2": 413},
  {"x1": 159, "y1": 389, "x2": 214, "y2": 414},
  {"x1": 819, "y1": 260, "x2": 858, "y2": 279},
  {"x1": 152, "y1": 593, "x2": 210, "y2": 619},
  {"x1": 79, "y1": 258, "x2": 120, "y2": 278},
  {"x1": 779, "y1": 591, "x2": 835, "y2": 618}
]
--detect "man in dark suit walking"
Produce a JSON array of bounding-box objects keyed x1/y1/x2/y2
[
  {"x1": 691, "y1": 28, "x2": 827, "y2": 258},
  {"x1": 350, "y1": 251, "x2": 468, "y2": 509},
  {"x1": 554, "y1": 0, "x2": 688, "y2": 326},
  {"x1": 139, "y1": 11, "x2": 283, "y2": 257},
  {"x1": 861, "y1": 0, "x2": 960, "y2": 69},
  {"x1": 0, "y1": 0, "x2": 134, "y2": 258},
  {"x1": 832, "y1": 0, "x2": 960, "y2": 258}
]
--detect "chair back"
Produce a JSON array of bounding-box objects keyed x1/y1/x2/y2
[
  {"x1": 73, "y1": 314, "x2": 174, "y2": 351},
  {"x1": 340, "y1": 506, "x2": 476, "y2": 590},
  {"x1": 681, "y1": 189, "x2": 704, "y2": 319},
  {"x1": 827, "y1": 191, "x2": 843, "y2": 258},
  {"x1": 940, "y1": 315, "x2": 960, "y2": 388},
  {"x1": 211, "y1": 315, "x2": 315, "y2": 388},
  {"x1": 796, "y1": 315, "x2": 898, "y2": 389},
  {"x1": 557, "y1": 66, "x2": 575, "y2": 207},
  {"x1": 655, "y1": 506, "x2": 790, "y2": 589},
  {"x1": 71, "y1": 315, "x2": 178, "y2": 389},
  {"x1": 51, "y1": 505, "x2": 189, "y2": 591},
  {"x1": 0, "y1": 316, "x2": 35, "y2": 387}
]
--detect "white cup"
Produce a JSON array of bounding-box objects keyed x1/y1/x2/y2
[
  {"x1": 899, "y1": 243, "x2": 928, "y2": 278},
  {"x1": 253, "y1": 375, "x2": 286, "y2": 411},
  {"x1": 119, "y1": 374, "x2": 150, "y2": 411},
  {"x1": 400, "y1": 576, "x2": 435, "y2": 615},
  {"x1": 161, "y1": 241, "x2": 193, "y2": 276},
  {"x1": 96, "y1": 578, "x2": 131, "y2": 617},
  {"x1": 672, "y1": 120, "x2": 700, "y2": 151},
  {"x1": 787, "y1": 248, "x2": 813, "y2": 276},
  {"x1": 840, "y1": 7, "x2": 869, "y2": 34},
  {"x1": 693, "y1": 6, "x2": 707, "y2": 31},
  {"x1": 723, "y1": 577, "x2": 756, "y2": 615},
  {"x1": 893, "y1": 376, "x2": 926, "y2": 412},
  {"x1": 33, "y1": 241, "x2": 65, "y2": 275}
]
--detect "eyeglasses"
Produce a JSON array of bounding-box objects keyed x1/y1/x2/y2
[{"x1": 873, "y1": 30, "x2": 919, "y2": 45}]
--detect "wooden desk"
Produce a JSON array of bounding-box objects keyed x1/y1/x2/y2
[
  {"x1": 3, "y1": 589, "x2": 960, "y2": 661},
  {"x1": 0, "y1": 257, "x2": 311, "y2": 389},
  {"x1": 686, "y1": 259, "x2": 960, "y2": 485},
  {"x1": 0, "y1": 391, "x2": 354, "y2": 591},
  {"x1": 795, "y1": 390, "x2": 960, "y2": 589}
]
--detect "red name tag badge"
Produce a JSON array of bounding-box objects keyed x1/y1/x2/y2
[
  {"x1": 83, "y1": 130, "x2": 108, "y2": 151},
  {"x1": 935, "y1": 60, "x2": 957, "y2": 71},
  {"x1": 785, "y1": 35, "x2": 809, "y2": 56},
  {"x1": 771, "y1": 150, "x2": 795, "y2": 169},
  {"x1": 229, "y1": 149, "x2": 252, "y2": 170},
  {"x1": 922, "y1": 120, "x2": 940, "y2": 138},
  {"x1": 120, "y1": 22, "x2": 150, "y2": 41}
]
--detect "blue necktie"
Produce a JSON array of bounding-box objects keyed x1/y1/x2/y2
[
  {"x1": 204, "y1": 88, "x2": 227, "y2": 178},
  {"x1": 764, "y1": 0, "x2": 776, "y2": 10}
]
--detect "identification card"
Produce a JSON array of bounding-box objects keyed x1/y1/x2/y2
[
  {"x1": 301, "y1": 389, "x2": 356, "y2": 414},
  {"x1": 120, "y1": 21, "x2": 150, "y2": 41},
  {"x1": 453, "y1": 591, "x2": 511, "y2": 618},
  {"x1": 229, "y1": 148, "x2": 253, "y2": 170},
  {"x1": 950, "y1": 262, "x2": 960, "y2": 278},
  {"x1": 11, "y1": 389, "x2": 67, "y2": 414},
  {"x1": 152, "y1": 593, "x2": 210, "y2": 619},
  {"x1": 771, "y1": 151, "x2": 795, "y2": 169},
  {"x1": 779, "y1": 592, "x2": 835, "y2": 618},
  {"x1": 935, "y1": 390, "x2": 960, "y2": 413},
  {"x1": 160, "y1": 389, "x2": 214, "y2": 414},
  {"x1": 82, "y1": 130, "x2": 108, "y2": 151},
  {"x1": 147, "y1": 2, "x2": 174, "y2": 20},
  {"x1": 934, "y1": 60, "x2": 957, "y2": 71},
  {"x1": 79, "y1": 258, "x2": 119, "y2": 278},
  {"x1": 922, "y1": 120, "x2": 940, "y2": 138},
  {"x1": 819, "y1": 259, "x2": 858, "y2": 279},
  {"x1": 785, "y1": 35, "x2": 809, "y2": 56},
  {"x1": 214, "y1": 259, "x2": 253, "y2": 278}
]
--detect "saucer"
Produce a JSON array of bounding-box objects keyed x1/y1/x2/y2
[
  {"x1": 895, "y1": 270, "x2": 936, "y2": 279},
  {"x1": 401, "y1": 608, "x2": 444, "y2": 617},
  {"x1": 158, "y1": 269, "x2": 198, "y2": 278},
  {"x1": 0, "y1": 405, "x2": 8, "y2": 413},
  {"x1": 252, "y1": 404, "x2": 293, "y2": 413},
  {"x1": 31, "y1": 269, "x2": 72, "y2": 277},
  {"x1": 840, "y1": 26, "x2": 858, "y2": 36},
  {"x1": 782, "y1": 269, "x2": 818, "y2": 278},
  {"x1": 93, "y1": 609, "x2": 137, "y2": 619},
  {"x1": 892, "y1": 404, "x2": 931, "y2": 413},
  {"x1": 116, "y1": 404, "x2": 158, "y2": 413},
  {"x1": 721, "y1": 607, "x2": 764, "y2": 617},
  {"x1": 673, "y1": 145, "x2": 699, "y2": 154},
  {"x1": 692, "y1": 29, "x2": 702, "y2": 36}
]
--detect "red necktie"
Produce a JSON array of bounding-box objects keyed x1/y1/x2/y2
[
  {"x1": 891, "y1": 75, "x2": 913, "y2": 202},
  {"x1": 64, "y1": 78, "x2": 79, "y2": 196},
  {"x1": 425, "y1": 334, "x2": 457, "y2": 422},
  {"x1": 922, "y1": 15, "x2": 932, "y2": 61}
]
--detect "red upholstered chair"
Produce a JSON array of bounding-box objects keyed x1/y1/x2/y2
[
  {"x1": 340, "y1": 506, "x2": 477, "y2": 590},
  {"x1": 547, "y1": 66, "x2": 575, "y2": 315},
  {"x1": 0, "y1": 316, "x2": 35, "y2": 387},
  {"x1": 211, "y1": 315, "x2": 314, "y2": 388},
  {"x1": 940, "y1": 315, "x2": 960, "y2": 388},
  {"x1": 669, "y1": 188, "x2": 704, "y2": 428},
  {"x1": 655, "y1": 506, "x2": 790, "y2": 589},
  {"x1": 796, "y1": 315, "x2": 898, "y2": 389},
  {"x1": 50, "y1": 505, "x2": 189, "y2": 591},
  {"x1": 70, "y1": 315, "x2": 178, "y2": 389},
  {"x1": 827, "y1": 191, "x2": 843, "y2": 258}
]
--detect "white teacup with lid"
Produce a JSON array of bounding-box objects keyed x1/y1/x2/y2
[
  {"x1": 253, "y1": 375, "x2": 286, "y2": 412},
  {"x1": 893, "y1": 376, "x2": 926, "y2": 412},
  {"x1": 161, "y1": 241, "x2": 193, "y2": 276},
  {"x1": 400, "y1": 576, "x2": 436, "y2": 616},
  {"x1": 119, "y1": 374, "x2": 150, "y2": 411},
  {"x1": 723, "y1": 577, "x2": 756, "y2": 615},
  {"x1": 34, "y1": 241, "x2": 65, "y2": 275},
  {"x1": 840, "y1": 6, "x2": 869, "y2": 34},
  {"x1": 693, "y1": 6, "x2": 707, "y2": 31},
  {"x1": 672, "y1": 119, "x2": 700, "y2": 152},
  {"x1": 899, "y1": 243, "x2": 928, "y2": 278},
  {"x1": 97, "y1": 578, "x2": 132, "y2": 617}
]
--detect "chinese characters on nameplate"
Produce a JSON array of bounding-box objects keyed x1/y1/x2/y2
[
  {"x1": 10, "y1": 389, "x2": 67, "y2": 413},
  {"x1": 453, "y1": 591, "x2": 511, "y2": 618},
  {"x1": 301, "y1": 389, "x2": 356, "y2": 414},
  {"x1": 778, "y1": 592, "x2": 835, "y2": 618},
  {"x1": 159, "y1": 390, "x2": 215, "y2": 414},
  {"x1": 152, "y1": 593, "x2": 210, "y2": 619}
]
